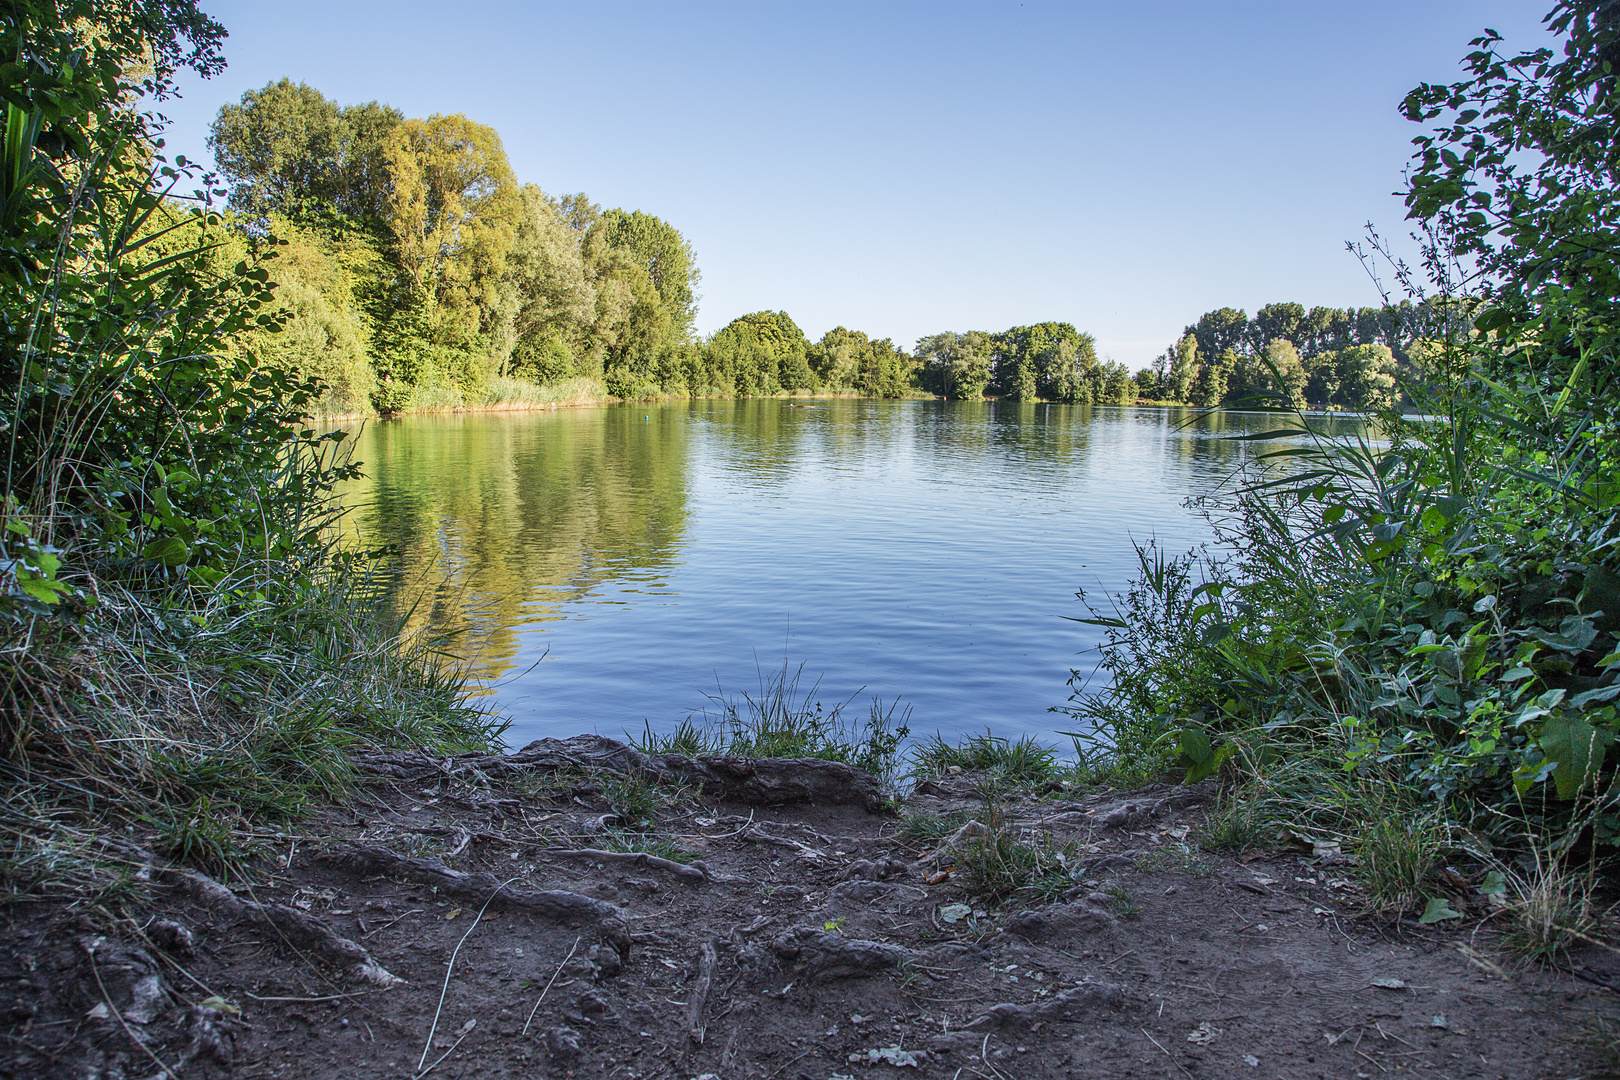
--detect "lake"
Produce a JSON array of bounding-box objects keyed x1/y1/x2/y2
[{"x1": 337, "y1": 399, "x2": 1296, "y2": 752}]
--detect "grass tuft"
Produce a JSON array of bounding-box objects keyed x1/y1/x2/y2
[
  {"x1": 953, "y1": 789, "x2": 1083, "y2": 905},
  {"x1": 1500, "y1": 859, "x2": 1597, "y2": 964},
  {"x1": 1355, "y1": 809, "x2": 1443, "y2": 914},
  {"x1": 633, "y1": 657, "x2": 910, "y2": 786},
  {"x1": 912, "y1": 729, "x2": 1059, "y2": 785}
]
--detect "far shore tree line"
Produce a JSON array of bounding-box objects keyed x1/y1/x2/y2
[{"x1": 210, "y1": 79, "x2": 1436, "y2": 416}]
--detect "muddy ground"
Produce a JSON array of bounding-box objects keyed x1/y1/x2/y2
[{"x1": 3, "y1": 735, "x2": 1617, "y2": 1080}]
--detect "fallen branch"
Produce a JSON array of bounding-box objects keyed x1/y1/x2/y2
[
  {"x1": 332, "y1": 845, "x2": 631, "y2": 959},
  {"x1": 163, "y1": 867, "x2": 401, "y2": 986},
  {"x1": 685, "y1": 939, "x2": 720, "y2": 1046},
  {"x1": 914, "y1": 819, "x2": 990, "y2": 866},
  {"x1": 546, "y1": 848, "x2": 706, "y2": 882}
]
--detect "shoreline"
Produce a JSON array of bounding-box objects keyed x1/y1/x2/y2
[{"x1": 311, "y1": 387, "x2": 939, "y2": 423}]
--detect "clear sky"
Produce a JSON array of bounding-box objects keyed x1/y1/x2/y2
[{"x1": 156, "y1": 1, "x2": 1552, "y2": 369}]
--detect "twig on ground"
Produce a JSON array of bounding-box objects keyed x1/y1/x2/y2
[
  {"x1": 547, "y1": 847, "x2": 707, "y2": 882},
  {"x1": 361, "y1": 909, "x2": 425, "y2": 937},
  {"x1": 1140, "y1": 1027, "x2": 1193, "y2": 1080},
  {"x1": 522, "y1": 936, "x2": 581, "y2": 1037},
  {"x1": 416, "y1": 1020, "x2": 475, "y2": 1080},
  {"x1": 418, "y1": 876, "x2": 516, "y2": 1072},
  {"x1": 87, "y1": 952, "x2": 179, "y2": 1080}
]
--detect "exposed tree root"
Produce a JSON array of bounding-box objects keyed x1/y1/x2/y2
[
  {"x1": 768, "y1": 926, "x2": 911, "y2": 980},
  {"x1": 354, "y1": 734, "x2": 887, "y2": 811},
  {"x1": 685, "y1": 938, "x2": 719, "y2": 1046},
  {"x1": 964, "y1": 981, "x2": 1131, "y2": 1029},
  {"x1": 332, "y1": 844, "x2": 632, "y2": 960},
  {"x1": 162, "y1": 867, "x2": 402, "y2": 986},
  {"x1": 545, "y1": 847, "x2": 707, "y2": 882}
]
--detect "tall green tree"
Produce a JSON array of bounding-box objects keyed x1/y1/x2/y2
[
  {"x1": 209, "y1": 79, "x2": 402, "y2": 223},
  {"x1": 504, "y1": 185, "x2": 597, "y2": 380},
  {"x1": 1249, "y1": 302, "x2": 1307, "y2": 355},
  {"x1": 1190, "y1": 307, "x2": 1249, "y2": 365},
  {"x1": 591, "y1": 209, "x2": 700, "y2": 342},
  {"x1": 708, "y1": 311, "x2": 813, "y2": 394},
  {"x1": 916, "y1": 331, "x2": 993, "y2": 400},
  {"x1": 807, "y1": 327, "x2": 915, "y2": 397}
]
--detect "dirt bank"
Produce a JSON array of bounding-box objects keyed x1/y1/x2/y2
[{"x1": 3, "y1": 736, "x2": 1614, "y2": 1079}]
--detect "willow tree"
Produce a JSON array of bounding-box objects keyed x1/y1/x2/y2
[
  {"x1": 385, "y1": 114, "x2": 520, "y2": 306},
  {"x1": 382, "y1": 113, "x2": 523, "y2": 392}
]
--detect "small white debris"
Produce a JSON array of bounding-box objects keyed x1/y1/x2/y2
[{"x1": 848, "y1": 1046, "x2": 922, "y2": 1067}]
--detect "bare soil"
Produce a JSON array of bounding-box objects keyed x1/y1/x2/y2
[{"x1": 4, "y1": 738, "x2": 1617, "y2": 1080}]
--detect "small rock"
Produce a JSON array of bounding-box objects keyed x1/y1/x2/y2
[
  {"x1": 831, "y1": 879, "x2": 899, "y2": 905},
  {"x1": 587, "y1": 944, "x2": 622, "y2": 980},
  {"x1": 577, "y1": 990, "x2": 617, "y2": 1024},
  {"x1": 544, "y1": 1024, "x2": 582, "y2": 1061},
  {"x1": 840, "y1": 859, "x2": 879, "y2": 880},
  {"x1": 123, "y1": 974, "x2": 168, "y2": 1025},
  {"x1": 150, "y1": 920, "x2": 196, "y2": 958},
  {"x1": 1005, "y1": 911, "x2": 1049, "y2": 939}
]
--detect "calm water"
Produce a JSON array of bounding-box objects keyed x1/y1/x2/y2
[{"x1": 338, "y1": 399, "x2": 1297, "y2": 750}]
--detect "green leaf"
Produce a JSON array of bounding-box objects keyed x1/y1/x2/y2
[
  {"x1": 1477, "y1": 870, "x2": 1507, "y2": 897},
  {"x1": 1538, "y1": 714, "x2": 1610, "y2": 799},
  {"x1": 1419, "y1": 897, "x2": 1463, "y2": 924},
  {"x1": 16, "y1": 572, "x2": 68, "y2": 604},
  {"x1": 1179, "y1": 726, "x2": 1212, "y2": 764},
  {"x1": 1571, "y1": 685, "x2": 1620, "y2": 709},
  {"x1": 141, "y1": 536, "x2": 189, "y2": 567}
]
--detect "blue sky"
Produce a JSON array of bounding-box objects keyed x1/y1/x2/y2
[{"x1": 158, "y1": 1, "x2": 1552, "y2": 368}]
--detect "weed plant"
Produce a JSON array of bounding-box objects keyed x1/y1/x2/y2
[
  {"x1": 604, "y1": 773, "x2": 691, "y2": 832},
  {"x1": 896, "y1": 808, "x2": 974, "y2": 845},
  {"x1": 953, "y1": 788, "x2": 1083, "y2": 905},
  {"x1": 1356, "y1": 811, "x2": 1444, "y2": 913},
  {"x1": 1499, "y1": 853, "x2": 1599, "y2": 963}
]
